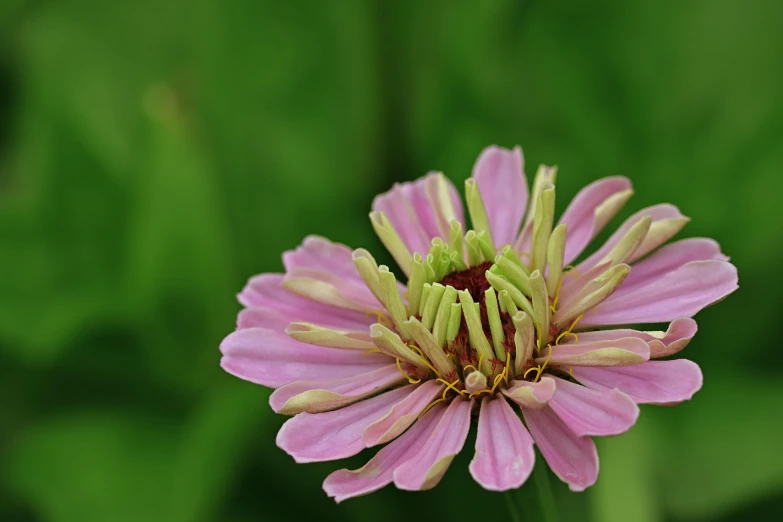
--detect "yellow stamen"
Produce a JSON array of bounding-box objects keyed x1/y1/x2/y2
[
  {"x1": 550, "y1": 277, "x2": 564, "y2": 314},
  {"x1": 395, "y1": 358, "x2": 421, "y2": 384},
  {"x1": 418, "y1": 397, "x2": 446, "y2": 419},
  {"x1": 437, "y1": 378, "x2": 463, "y2": 398},
  {"x1": 408, "y1": 343, "x2": 442, "y2": 379},
  {"x1": 555, "y1": 314, "x2": 584, "y2": 345},
  {"x1": 363, "y1": 348, "x2": 383, "y2": 355},
  {"x1": 503, "y1": 353, "x2": 511, "y2": 384},
  {"x1": 366, "y1": 309, "x2": 394, "y2": 328},
  {"x1": 463, "y1": 364, "x2": 477, "y2": 373},
  {"x1": 569, "y1": 366, "x2": 574, "y2": 377}
]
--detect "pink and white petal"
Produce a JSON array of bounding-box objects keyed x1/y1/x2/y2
[
  {"x1": 523, "y1": 406, "x2": 599, "y2": 492},
  {"x1": 558, "y1": 176, "x2": 633, "y2": 265},
  {"x1": 220, "y1": 327, "x2": 388, "y2": 388},
  {"x1": 619, "y1": 238, "x2": 729, "y2": 293},
  {"x1": 362, "y1": 380, "x2": 444, "y2": 447},
  {"x1": 502, "y1": 376, "x2": 557, "y2": 409},
  {"x1": 472, "y1": 146, "x2": 527, "y2": 247},
  {"x1": 399, "y1": 173, "x2": 465, "y2": 240},
  {"x1": 577, "y1": 204, "x2": 685, "y2": 272},
  {"x1": 392, "y1": 398, "x2": 472, "y2": 490},
  {"x1": 282, "y1": 236, "x2": 366, "y2": 285},
  {"x1": 548, "y1": 377, "x2": 639, "y2": 437},
  {"x1": 236, "y1": 306, "x2": 296, "y2": 332},
  {"x1": 372, "y1": 184, "x2": 432, "y2": 255},
  {"x1": 283, "y1": 267, "x2": 381, "y2": 312},
  {"x1": 582, "y1": 260, "x2": 738, "y2": 326},
  {"x1": 469, "y1": 395, "x2": 535, "y2": 491},
  {"x1": 535, "y1": 338, "x2": 650, "y2": 367},
  {"x1": 237, "y1": 274, "x2": 376, "y2": 331},
  {"x1": 575, "y1": 318, "x2": 698, "y2": 358},
  {"x1": 276, "y1": 385, "x2": 414, "y2": 463},
  {"x1": 323, "y1": 401, "x2": 446, "y2": 503},
  {"x1": 424, "y1": 172, "x2": 466, "y2": 238},
  {"x1": 571, "y1": 359, "x2": 703, "y2": 405},
  {"x1": 269, "y1": 364, "x2": 405, "y2": 415}
]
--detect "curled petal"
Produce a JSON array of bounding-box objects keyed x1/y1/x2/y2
[
  {"x1": 220, "y1": 327, "x2": 388, "y2": 388},
  {"x1": 323, "y1": 400, "x2": 445, "y2": 503},
  {"x1": 571, "y1": 359, "x2": 703, "y2": 405},
  {"x1": 472, "y1": 145, "x2": 528, "y2": 247},
  {"x1": 372, "y1": 184, "x2": 432, "y2": 256},
  {"x1": 523, "y1": 406, "x2": 599, "y2": 492},
  {"x1": 575, "y1": 318, "x2": 698, "y2": 358},
  {"x1": 277, "y1": 386, "x2": 414, "y2": 463},
  {"x1": 269, "y1": 364, "x2": 404, "y2": 415},
  {"x1": 469, "y1": 395, "x2": 535, "y2": 491},
  {"x1": 617, "y1": 238, "x2": 729, "y2": 294},
  {"x1": 237, "y1": 274, "x2": 376, "y2": 331},
  {"x1": 577, "y1": 204, "x2": 686, "y2": 272},
  {"x1": 392, "y1": 398, "x2": 472, "y2": 491},
  {"x1": 536, "y1": 338, "x2": 650, "y2": 367},
  {"x1": 548, "y1": 377, "x2": 639, "y2": 437},
  {"x1": 362, "y1": 380, "x2": 444, "y2": 447},
  {"x1": 558, "y1": 176, "x2": 633, "y2": 265},
  {"x1": 502, "y1": 376, "x2": 557, "y2": 409},
  {"x1": 583, "y1": 260, "x2": 738, "y2": 326},
  {"x1": 282, "y1": 235, "x2": 366, "y2": 285}
]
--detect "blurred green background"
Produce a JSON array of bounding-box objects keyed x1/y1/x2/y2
[{"x1": 1, "y1": 1, "x2": 782, "y2": 521}]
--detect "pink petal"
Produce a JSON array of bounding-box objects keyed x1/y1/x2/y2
[
  {"x1": 575, "y1": 318, "x2": 698, "y2": 358},
  {"x1": 323, "y1": 401, "x2": 445, "y2": 502},
  {"x1": 282, "y1": 235, "x2": 366, "y2": 285},
  {"x1": 392, "y1": 398, "x2": 472, "y2": 490},
  {"x1": 237, "y1": 274, "x2": 375, "y2": 331},
  {"x1": 283, "y1": 266, "x2": 381, "y2": 311},
  {"x1": 472, "y1": 146, "x2": 527, "y2": 247},
  {"x1": 558, "y1": 176, "x2": 633, "y2": 265},
  {"x1": 469, "y1": 395, "x2": 535, "y2": 491},
  {"x1": 523, "y1": 406, "x2": 599, "y2": 492},
  {"x1": 219, "y1": 327, "x2": 388, "y2": 388},
  {"x1": 536, "y1": 338, "x2": 650, "y2": 367},
  {"x1": 276, "y1": 385, "x2": 414, "y2": 463},
  {"x1": 548, "y1": 377, "x2": 639, "y2": 437},
  {"x1": 502, "y1": 377, "x2": 557, "y2": 409},
  {"x1": 372, "y1": 184, "x2": 433, "y2": 255},
  {"x1": 571, "y1": 359, "x2": 703, "y2": 405},
  {"x1": 269, "y1": 365, "x2": 404, "y2": 415},
  {"x1": 576, "y1": 204, "x2": 684, "y2": 272},
  {"x1": 362, "y1": 380, "x2": 444, "y2": 447},
  {"x1": 582, "y1": 260, "x2": 738, "y2": 326},
  {"x1": 618, "y1": 238, "x2": 729, "y2": 293}
]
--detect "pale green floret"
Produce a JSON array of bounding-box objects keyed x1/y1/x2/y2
[
  {"x1": 287, "y1": 323, "x2": 377, "y2": 351},
  {"x1": 424, "y1": 254, "x2": 437, "y2": 282},
  {"x1": 445, "y1": 303, "x2": 462, "y2": 343},
  {"x1": 603, "y1": 216, "x2": 651, "y2": 265},
  {"x1": 432, "y1": 286, "x2": 458, "y2": 348},
  {"x1": 500, "y1": 245, "x2": 530, "y2": 275},
  {"x1": 529, "y1": 270, "x2": 550, "y2": 347},
  {"x1": 498, "y1": 289, "x2": 518, "y2": 316},
  {"x1": 378, "y1": 267, "x2": 411, "y2": 340},
  {"x1": 420, "y1": 282, "x2": 447, "y2": 330},
  {"x1": 405, "y1": 317, "x2": 456, "y2": 378},
  {"x1": 631, "y1": 215, "x2": 690, "y2": 263},
  {"x1": 448, "y1": 221, "x2": 466, "y2": 270},
  {"x1": 512, "y1": 311, "x2": 535, "y2": 376},
  {"x1": 485, "y1": 270, "x2": 534, "y2": 317},
  {"x1": 484, "y1": 287, "x2": 506, "y2": 361},
  {"x1": 465, "y1": 230, "x2": 483, "y2": 267},
  {"x1": 494, "y1": 254, "x2": 533, "y2": 296},
  {"x1": 370, "y1": 211, "x2": 413, "y2": 276},
  {"x1": 546, "y1": 224, "x2": 567, "y2": 298},
  {"x1": 457, "y1": 290, "x2": 496, "y2": 376},
  {"x1": 465, "y1": 178, "x2": 495, "y2": 251},
  {"x1": 530, "y1": 183, "x2": 556, "y2": 272},
  {"x1": 476, "y1": 230, "x2": 496, "y2": 262},
  {"x1": 352, "y1": 248, "x2": 383, "y2": 302},
  {"x1": 370, "y1": 323, "x2": 431, "y2": 372},
  {"x1": 553, "y1": 263, "x2": 631, "y2": 329},
  {"x1": 406, "y1": 253, "x2": 426, "y2": 316}
]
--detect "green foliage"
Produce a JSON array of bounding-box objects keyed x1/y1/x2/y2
[{"x1": 1, "y1": 1, "x2": 782, "y2": 521}]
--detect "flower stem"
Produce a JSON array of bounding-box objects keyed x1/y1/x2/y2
[
  {"x1": 504, "y1": 491, "x2": 522, "y2": 522},
  {"x1": 533, "y1": 465, "x2": 559, "y2": 522}
]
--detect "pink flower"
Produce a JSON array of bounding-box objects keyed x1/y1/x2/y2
[{"x1": 220, "y1": 145, "x2": 738, "y2": 500}]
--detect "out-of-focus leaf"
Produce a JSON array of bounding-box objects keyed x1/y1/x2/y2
[
  {"x1": 4, "y1": 411, "x2": 178, "y2": 522},
  {"x1": 653, "y1": 372, "x2": 783, "y2": 519}
]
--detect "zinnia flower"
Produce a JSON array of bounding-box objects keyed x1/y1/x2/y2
[{"x1": 220, "y1": 145, "x2": 738, "y2": 500}]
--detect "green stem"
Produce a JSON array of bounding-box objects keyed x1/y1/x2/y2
[
  {"x1": 534, "y1": 465, "x2": 559, "y2": 522},
  {"x1": 504, "y1": 491, "x2": 522, "y2": 522}
]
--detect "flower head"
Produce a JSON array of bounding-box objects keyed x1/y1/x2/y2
[{"x1": 220, "y1": 145, "x2": 738, "y2": 500}]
